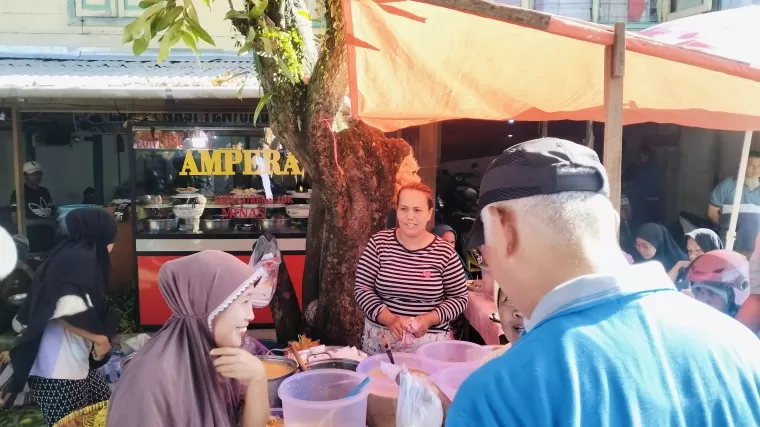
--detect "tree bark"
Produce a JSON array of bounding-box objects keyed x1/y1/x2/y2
[
  {"x1": 300, "y1": 185, "x2": 325, "y2": 331},
  {"x1": 313, "y1": 121, "x2": 413, "y2": 346}
]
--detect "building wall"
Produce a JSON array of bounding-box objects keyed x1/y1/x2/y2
[{"x1": 0, "y1": 0, "x2": 320, "y2": 52}]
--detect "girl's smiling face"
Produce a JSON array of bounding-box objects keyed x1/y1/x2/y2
[{"x1": 213, "y1": 286, "x2": 256, "y2": 348}]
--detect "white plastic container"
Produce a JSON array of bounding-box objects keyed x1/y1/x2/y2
[
  {"x1": 278, "y1": 369, "x2": 369, "y2": 427},
  {"x1": 416, "y1": 341, "x2": 490, "y2": 371}
]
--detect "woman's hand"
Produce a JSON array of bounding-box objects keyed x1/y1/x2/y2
[
  {"x1": 210, "y1": 347, "x2": 266, "y2": 382},
  {"x1": 412, "y1": 312, "x2": 440, "y2": 338},
  {"x1": 91, "y1": 336, "x2": 111, "y2": 361},
  {"x1": 0, "y1": 351, "x2": 9, "y2": 364},
  {"x1": 386, "y1": 316, "x2": 408, "y2": 341}
]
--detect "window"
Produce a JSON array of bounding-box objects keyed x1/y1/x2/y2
[
  {"x1": 665, "y1": 0, "x2": 712, "y2": 20},
  {"x1": 67, "y1": 0, "x2": 142, "y2": 25}
]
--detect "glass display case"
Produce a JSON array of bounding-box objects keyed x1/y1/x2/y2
[{"x1": 130, "y1": 123, "x2": 308, "y2": 327}]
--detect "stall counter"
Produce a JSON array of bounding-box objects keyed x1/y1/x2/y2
[{"x1": 135, "y1": 234, "x2": 305, "y2": 326}]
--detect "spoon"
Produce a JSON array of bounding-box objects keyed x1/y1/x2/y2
[
  {"x1": 288, "y1": 341, "x2": 308, "y2": 372},
  {"x1": 381, "y1": 333, "x2": 395, "y2": 364}
]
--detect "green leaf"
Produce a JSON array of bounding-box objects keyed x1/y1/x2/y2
[
  {"x1": 138, "y1": 0, "x2": 162, "y2": 8},
  {"x1": 275, "y1": 56, "x2": 296, "y2": 84},
  {"x1": 297, "y1": 9, "x2": 315, "y2": 21},
  {"x1": 253, "y1": 52, "x2": 263, "y2": 75},
  {"x1": 237, "y1": 42, "x2": 254, "y2": 56},
  {"x1": 186, "y1": 17, "x2": 216, "y2": 46},
  {"x1": 224, "y1": 10, "x2": 249, "y2": 20},
  {"x1": 157, "y1": 22, "x2": 182, "y2": 62},
  {"x1": 201, "y1": 0, "x2": 210, "y2": 7},
  {"x1": 157, "y1": 6, "x2": 183, "y2": 31},
  {"x1": 249, "y1": 0, "x2": 268, "y2": 19},
  {"x1": 236, "y1": 78, "x2": 248, "y2": 99},
  {"x1": 185, "y1": 1, "x2": 199, "y2": 23},
  {"x1": 133, "y1": 36, "x2": 150, "y2": 56},
  {"x1": 181, "y1": 30, "x2": 199, "y2": 55},
  {"x1": 122, "y1": 20, "x2": 142, "y2": 44},
  {"x1": 150, "y1": 10, "x2": 164, "y2": 36},
  {"x1": 253, "y1": 93, "x2": 272, "y2": 124},
  {"x1": 262, "y1": 36, "x2": 273, "y2": 56}
]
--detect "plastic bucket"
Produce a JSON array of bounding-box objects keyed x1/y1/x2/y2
[
  {"x1": 278, "y1": 369, "x2": 370, "y2": 427},
  {"x1": 356, "y1": 352, "x2": 439, "y2": 397},
  {"x1": 435, "y1": 364, "x2": 479, "y2": 401},
  {"x1": 416, "y1": 341, "x2": 490, "y2": 371}
]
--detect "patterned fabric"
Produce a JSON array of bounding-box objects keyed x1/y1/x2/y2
[
  {"x1": 354, "y1": 229, "x2": 468, "y2": 333},
  {"x1": 0, "y1": 362, "x2": 33, "y2": 408},
  {"x1": 361, "y1": 320, "x2": 452, "y2": 356},
  {"x1": 28, "y1": 370, "x2": 111, "y2": 427}
]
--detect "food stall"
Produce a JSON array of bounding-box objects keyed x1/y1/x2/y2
[{"x1": 129, "y1": 122, "x2": 310, "y2": 327}]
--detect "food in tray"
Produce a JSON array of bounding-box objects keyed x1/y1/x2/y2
[
  {"x1": 291, "y1": 334, "x2": 320, "y2": 352},
  {"x1": 175, "y1": 187, "x2": 198, "y2": 193},
  {"x1": 466, "y1": 280, "x2": 484, "y2": 292},
  {"x1": 231, "y1": 188, "x2": 258, "y2": 194},
  {"x1": 262, "y1": 360, "x2": 296, "y2": 379},
  {"x1": 267, "y1": 416, "x2": 284, "y2": 427}
]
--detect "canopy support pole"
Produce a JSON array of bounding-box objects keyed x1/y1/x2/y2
[
  {"x1": 603, "y1": 22, "x2": 626, "y2": 214},
  {"x1": 725, "y1": 130, "x2": 754, "y2": 251},
  {"x1": 11, "y1": 106, "x2": 26, "y2": 236}
]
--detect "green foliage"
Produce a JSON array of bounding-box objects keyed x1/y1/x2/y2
[{"x1": 122, "y1": 0, "x2": 216, "y2": 63}]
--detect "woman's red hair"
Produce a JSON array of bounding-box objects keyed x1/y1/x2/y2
[{"x1": 397, "y1": 182, "x2": 434, "y2": 210}]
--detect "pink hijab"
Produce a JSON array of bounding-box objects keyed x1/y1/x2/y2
[{"x1": 107, "y1": 251, "x2": 258, "y2": 427}]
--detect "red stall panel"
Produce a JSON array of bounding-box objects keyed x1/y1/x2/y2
[{"x1": 138, "y1": 254, "x2": 305, "y2": 326}]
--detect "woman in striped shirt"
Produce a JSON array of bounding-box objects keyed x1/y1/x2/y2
[{"x1": 354, "y1": 183, "x2": 468, "y2": 355}]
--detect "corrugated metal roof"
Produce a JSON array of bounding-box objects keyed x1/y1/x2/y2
[{"x1": 0, "y1": 57, "x2": 255, "y2": 89}]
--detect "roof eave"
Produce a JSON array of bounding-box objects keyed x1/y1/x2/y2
[{"x1": 0, "y1": 85, "x2": 263, "y2": 100}]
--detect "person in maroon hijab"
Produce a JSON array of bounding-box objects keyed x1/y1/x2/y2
[{"x1": 107, "y1": 251, "x2": 270, "y2": 427}]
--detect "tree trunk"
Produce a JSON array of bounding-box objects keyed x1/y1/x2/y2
[
  {"x1": 301, "y1": 184, "x2": 325, "y2": 333},
  {"x1": 312, "y1": 121, "x2": 413, "y2": 346}
]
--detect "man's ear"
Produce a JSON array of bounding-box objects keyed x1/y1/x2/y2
[{"x1": 482, "y1": 205, "x2": 519, "y2": 260}]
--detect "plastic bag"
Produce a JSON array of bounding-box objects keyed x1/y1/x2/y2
[
  {"x1": 396, "y1": 367, "x2": 444, "y2": 427},
  {"x1": 248, "y1": 236, "x2": 282, "y2": 308}
]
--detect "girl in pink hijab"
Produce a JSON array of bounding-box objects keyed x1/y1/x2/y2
[{"x1": 107, "y1": 250, "x2": 270, "y2": 427}]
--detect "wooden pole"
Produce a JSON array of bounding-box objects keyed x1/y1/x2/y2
[
  {"x1": 603, "y1": 22, "x2": 626, "y2": 214},
  {"x1": 540, "y1": 121, "x2": 548, "y2": 138},
  {"x1": 11, "y1": 107, "x2": 25, "y2": 236},
  {"x1": 725, "y1": 130, "x2": 754, "y2": 251}
]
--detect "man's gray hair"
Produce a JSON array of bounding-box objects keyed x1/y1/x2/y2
[{"x1": 482, "y1": 191, "x2": 617, "y2": 242}]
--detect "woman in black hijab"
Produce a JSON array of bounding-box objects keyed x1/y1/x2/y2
[
  {"x1": 666, "y1": 228, "x2": 724, "y2": 289},
  {"x1": 10, "y1": 208, "x2": 117, "y2": 426},
  {"x1": 635, "y1": 223, "x2": 688, "y2": 272}
]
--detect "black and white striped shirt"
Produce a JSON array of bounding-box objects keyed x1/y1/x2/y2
[{"x1": 354, "y1": 229, "x2": 468, "y2": 332}]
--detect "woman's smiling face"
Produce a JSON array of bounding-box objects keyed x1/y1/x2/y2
[
  {"x1": 213, "y1": 286, "x2": 256, "y2": 348},
  {"x1": 397, "y1": 189, "x2": 433, "y2": 239}
]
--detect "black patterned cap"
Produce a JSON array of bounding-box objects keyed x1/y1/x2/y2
[{"x1": 465, "y1": 137, "x2": 609, "y2": 249}]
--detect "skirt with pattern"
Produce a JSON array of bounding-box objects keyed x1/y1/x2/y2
[
  {"x1": 361, "y1": 320, "x2": 452, "y2": 356},
  {"x1": 28, "y1": 370, "x2": 111, "y2": 427}
]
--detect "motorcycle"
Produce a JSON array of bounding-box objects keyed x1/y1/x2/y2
[{"x1": 436, "y1": 164, "x2": 483, "y2": 277}]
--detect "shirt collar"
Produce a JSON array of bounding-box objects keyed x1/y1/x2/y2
[{"x1": 524, "y1": 262, "x2": 675, "y2": 332}]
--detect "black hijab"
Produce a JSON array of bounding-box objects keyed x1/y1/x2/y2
[
  {"x1": 636, "y1": 223, "x2": 688, "y2": 271},
  {"x1": 10, "y1": 208, "x2": 118, "y2": 392},
  {"x1": 686, "y1": 228, "x2": 724, "y2": 253}
]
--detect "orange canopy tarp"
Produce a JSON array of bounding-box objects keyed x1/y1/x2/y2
[{"x1": 342, "y1": 0, "x2": 760, "y2": 132}]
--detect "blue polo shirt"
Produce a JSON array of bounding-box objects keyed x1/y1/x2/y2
[
  {"x1": 709, "y1": 178, "x2": 760, "y2": 252},
  {"x1": 446, "y1": 263, "x2": 760, "y2": 427}
]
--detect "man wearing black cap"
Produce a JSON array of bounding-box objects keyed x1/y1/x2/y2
[{"x1": 446, "y1": 138, "x2": 760, "y2": 427}]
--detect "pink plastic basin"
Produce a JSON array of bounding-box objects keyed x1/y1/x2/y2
[{"x1": 435, "y1": 364, "x2": 479, "y2": 401}]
